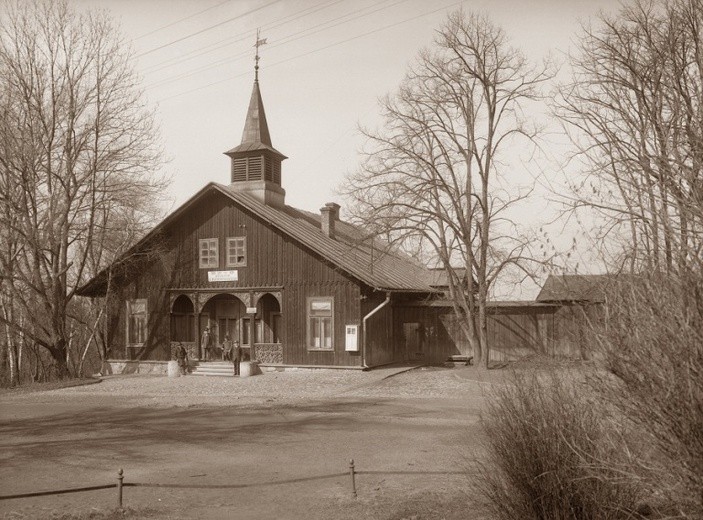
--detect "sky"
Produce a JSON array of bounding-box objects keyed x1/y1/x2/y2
[{"x1": 70, "y1": 0, "x2": 616, "y2": 297}]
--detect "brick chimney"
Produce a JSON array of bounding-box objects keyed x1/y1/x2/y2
[{"x1": 320, "y1": 202, "x2": 340, "y2": 239}]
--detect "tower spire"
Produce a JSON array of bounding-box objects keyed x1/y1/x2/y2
[
  {"x1": 224, "y1": 30, "x2": 286, "y2": 207},
  {"x1": 254, "y1": 28, "x2": 267, "y2": 83}
]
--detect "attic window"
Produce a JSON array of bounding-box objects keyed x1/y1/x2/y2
[
  {"x1": 199, "y1": 238, "x2": 218, "y2": 269},
  {"x1": 226, "y1": 237, "x2": 246, "y2": 267}
]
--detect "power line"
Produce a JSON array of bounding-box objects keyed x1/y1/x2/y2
[
  {"x1": 141, "y1": 0, "x2": 344, "y2": 76},
  {"x1": 144, "y1": 0, "x2": 406, "y2": 91},
  {"x1": 136, "y1": 0, "x2": 283, "y2": 58},
  {"x1": 156, "y1": 0, "x2": 466, "y2": 103},
  {"x1": 143, "y1": 0, "x2": 399, "y2": 88},
  {"x1": 134, "y1": 0, "x2": 236, "y2": 40}
]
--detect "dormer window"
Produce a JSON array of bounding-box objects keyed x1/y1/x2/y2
[
  {"x1": 199, "y1": 238, "x2": 218, "y2": 268},
  {"x1": 227, "y1": 237, "x2": 247, "y2": 267}
]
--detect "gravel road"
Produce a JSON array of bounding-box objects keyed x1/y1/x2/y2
[{"x1": 0, "y1": 365, "x2": 505, "y2": 409}]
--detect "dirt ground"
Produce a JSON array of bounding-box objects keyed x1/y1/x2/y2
[{"x1": 0, "y1": 366, "x2": 507, "y2": 519}]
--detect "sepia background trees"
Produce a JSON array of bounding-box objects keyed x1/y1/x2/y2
[
  {"x1": 557, "y1": 0, "x2": 702, "y2": 276},
  {"x1": 0, "y1": 0, "x2": 167, "y2": 382},
  {"x1": 344, "y1": 10, "x2": 553, "y2": 368},
  {"x1": 480, "y1": 1, "x2": 702, "y2": 518}
]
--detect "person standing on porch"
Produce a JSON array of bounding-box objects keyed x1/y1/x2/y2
[
  {"x1": 222, "y1": 334, "x2": 232, "y2": 361},
  {"x1": 232, "y1": 340, "x2": 242, "y2": 376},
  {"x1": 201, "y1": 327, "x2": 212, "y2": 360}
]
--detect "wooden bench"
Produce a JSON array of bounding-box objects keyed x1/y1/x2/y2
[{"x1": 447, "y1": 355, "x2": 473, "y2": 365}]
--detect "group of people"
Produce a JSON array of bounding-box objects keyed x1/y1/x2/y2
[{"x1": 174, "y1": 327, "x2": 243, "y2": 376}]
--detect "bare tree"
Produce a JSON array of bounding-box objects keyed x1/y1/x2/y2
[
  {"x1": 344, "y1": 10, "x2": 553, "y2": 367},
  {"x1": 0, "y1": 0, "x2": 166, "y2": 379},
  {"x1": 556, "y1": 0, "x2": 703, "y2": 276},
  {"x1": 555, "y1": 1, "x2": 703, "y2": 514}
]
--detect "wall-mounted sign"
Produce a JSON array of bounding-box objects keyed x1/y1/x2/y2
[
  {"x1": 207, "y1": 270, "x2": 238, "y2": 282},
  {"x1": 345, "y1": 325, "x2": 359, "y2": 352},
  {"x1": 246, "y1": 307, "x2": 257, "y2": 315}
]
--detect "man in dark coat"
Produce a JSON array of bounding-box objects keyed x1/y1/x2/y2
[
  {"x1": 201, "y1": 327, "x2": 212, "y2": 360},
  {"x1": 175, "y1": 343, "x2": 188, "y2": 375},
  {"x1": 232, "y1": 340, "x2": 242, "y2": 376}
]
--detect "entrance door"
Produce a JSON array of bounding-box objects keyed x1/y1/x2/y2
[
  {"x1": 218, "y1": 318, "x2": 239, "y2": 344},
  {"x1": 403, "y1": 323, "x2": 422, "y2": 359}
]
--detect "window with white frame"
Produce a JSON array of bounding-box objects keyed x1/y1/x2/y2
[
  {"x1": 127, "y1": 299, "x2": 147, "y2": 345},
  {"x1": 307, "y1": 297, "x2": 333, "y2": 350},
  {"x1": 199, "y1": 238, "x2": 218, "y2": 268},
  {"x1": 226, "y1": 237, "x2": 247, "y2": 267}
]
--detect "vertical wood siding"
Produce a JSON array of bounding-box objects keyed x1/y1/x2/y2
[
  {"x1": 110, "y1": 191, "x2": 363, "y2": 366},
  {"x1": 393, "y1": 304, "x2": 588, "y2": 364},
  {"x1": 363, "y1": 294, "x2": 394, "y2": 367}
]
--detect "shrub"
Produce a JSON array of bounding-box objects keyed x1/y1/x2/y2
[
  {"x1": 477, "y1": 372, "x2": 644, "y2": 520},
  {"x1": 590, "y1": 275, "x2": 703, "y2": 519}
]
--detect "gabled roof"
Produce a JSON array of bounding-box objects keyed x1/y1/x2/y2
[
  {"x1": 426, "y1": 267, "x2": 474, "y2": 289},
  {"x1": 77, "y1": 183, "x2": 439, "y2": 296},
  {"x1": 217, "y1": 184, "x2": 436, "y2": 292},
  {"x1": 536, "y1": 274, "x2": 618, "y2": 303}
]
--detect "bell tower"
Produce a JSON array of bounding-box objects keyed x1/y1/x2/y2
[{"x1": 225, "y1": 31, "x2": 287, "y2": 207}]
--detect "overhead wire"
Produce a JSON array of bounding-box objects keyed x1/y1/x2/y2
[
  {"x1": 144, "y1": 0, "x2": 406, "y2": 90},
  {"x1": 136, "y1": 0, "x2": 283, "y2": 58},
  {"x1": 134, "y1": 0, "x2": 236, "y2": 40},
  {"x1": 141, "y1": 0, "x2": 345, "y2": 76},
  {"x1": 155, "y1": 0, "x2": 467, "y2": 103}
]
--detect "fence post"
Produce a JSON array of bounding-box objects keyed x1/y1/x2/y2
[
  {"x1": 117, "y1": 468, "x2": 124, "y2": 509},
  {"x1": 349, "y1": 459, "x2": 357, "y2": 498}
]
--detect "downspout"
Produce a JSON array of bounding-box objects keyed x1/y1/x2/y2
[{"x1": 362, "y1": 292, "x2": 391, "y2": 369}]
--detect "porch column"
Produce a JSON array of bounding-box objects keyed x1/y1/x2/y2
[
  {"x1": 249, "y1": 291, "x2": 256, "y2": 360},
  {"x1": 194, "y1": 293, "x2": 202, "y2": 360}
]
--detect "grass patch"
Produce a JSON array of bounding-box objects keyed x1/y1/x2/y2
[
  {"x1": 1, "y1": 507, "x2": 159, "y2": 520},
  {"x1": 0, "y1": 377, "x2": 101, "y2": 395}
]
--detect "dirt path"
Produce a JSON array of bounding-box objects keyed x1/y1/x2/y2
[{"x1": 0, "y1": 368, "x2": 496, "y2": 519}]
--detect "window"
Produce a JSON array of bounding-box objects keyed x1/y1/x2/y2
[
  {"x1": 127, "y1": 299, "x2": 147, "y2": 345},
  {"x1": 240, "y1": 317, "x2": 261, "y2": 345},
  {"x1": 272, "y1": 313, "x2": 282, "y2": 343},
  {"x1": 199, "y1": 238, "x2": 218, "y2": 268},
  {"x1": 226, "y1": 237, "x2": 247, "y2": 267},
  {"x1": 307, "y1": 298, "x2": 333, "y2": 350}
]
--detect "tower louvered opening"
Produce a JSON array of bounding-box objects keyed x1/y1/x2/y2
[
  {"x1": 231, "y1": 155, "x2": 266, "y2": 183},
  {"x1": 247, "y1": 156, "x2": 262, "y2": 181},
  {"x1": 232, "y1": 158, "x2": 247, "y2": 182},
  {"x1": 265, "y1": 156, "x2": 273, "y2": 182},
  {"x1": 273, "y1": 160, "x2": 281, "y2": 184}
]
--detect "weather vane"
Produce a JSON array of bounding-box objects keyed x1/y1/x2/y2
[{"x1": 254, "y1": 28, "x2": 267, "y2": 83}]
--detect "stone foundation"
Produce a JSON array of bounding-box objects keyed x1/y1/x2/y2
[{"x1": 106, "y1": 360, "x2": 170, "y2": 375}]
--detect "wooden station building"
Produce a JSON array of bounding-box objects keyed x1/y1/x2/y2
[
  {"x1": 78, "y1": 74, "x2": 445, "y2": 370},
  {"x1": 78, "y1": 73, "x2": 589, "y2": 372}
]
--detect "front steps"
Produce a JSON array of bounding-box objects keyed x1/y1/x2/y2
[{"x1": 189, "y1": 361, "x2": 235, "y2": 377}]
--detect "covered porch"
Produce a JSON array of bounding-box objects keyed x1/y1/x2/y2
[{"x1": 168, "y1": 288, "x2": 284, "y2": 364}]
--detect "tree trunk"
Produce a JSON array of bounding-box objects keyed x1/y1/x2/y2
[{"x1": 48, "y1": 340, "x2": 71, "y2": 380}]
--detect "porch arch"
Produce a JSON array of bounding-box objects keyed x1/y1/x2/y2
[
  {"x1": 170, "y1": 294, "x2": 195, "y2": 343},
  {"x1": 199, "y1": 292, "x2": 248, "y2": 312},
  {"x1": 199, "y1": 293, "x2": 249, "y2": 360},
  {"x1": 253, "y1": 293, "x2": 283, "y2": 364}
]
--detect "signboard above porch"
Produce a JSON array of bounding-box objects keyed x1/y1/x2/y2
[{"x1": 207, "y1": 270, "x2": 239, "y2": 282}]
